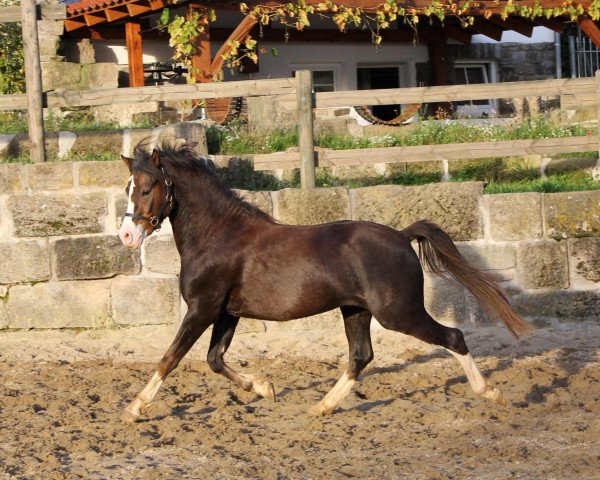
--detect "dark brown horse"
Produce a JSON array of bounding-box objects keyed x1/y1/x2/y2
[{"x1": 118, "y1": 143, "x2": 531, "y2": 422}]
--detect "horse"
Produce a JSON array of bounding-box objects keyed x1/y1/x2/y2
[{"x1": 118, "y1": 142, "x2": 531, "y2": 422}]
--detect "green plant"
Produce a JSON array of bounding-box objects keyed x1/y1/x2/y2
[{"x1": 0, "y1": 0, "x2": 24, "y2": 95}]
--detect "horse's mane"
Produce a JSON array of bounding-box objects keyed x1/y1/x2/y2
[{"x1": 131, "y1": 139, "x2": 271, "y2": 221}]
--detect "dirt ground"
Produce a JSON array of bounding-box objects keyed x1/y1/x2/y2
[{"x1": 1, "y1": 321, "x2": 599, "y2": 480}]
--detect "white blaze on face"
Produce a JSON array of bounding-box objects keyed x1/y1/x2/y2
[{"x1": 119, "y1": 175, "x2": 147, "y2": 249}]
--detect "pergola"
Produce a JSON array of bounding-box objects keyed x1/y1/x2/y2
[{"x1": 63, "y1": 0, "x2": 600, "y2": 89}]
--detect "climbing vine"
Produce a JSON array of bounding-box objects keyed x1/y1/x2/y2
[
  {"x1": 0, "y1": 0, "x2": 25, "y2": 94},
  {"x1": 162, "y1": 0, "x2": 600, "y2": 81}
]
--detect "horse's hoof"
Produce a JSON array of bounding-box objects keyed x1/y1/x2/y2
[
  {"x1": 485, "y1": 387, "x2": 507, "y2": 407},
  {"x1": 308, "y1": 403, "x2": 333, "y2": 416},
  {"x1": 254, "y1": 381, "x2": 277, "y2": 402},
  {"x1": 121, "y1": 409, "x2": 140, "y2": 423},
  {"x1": 265, "y1": 382, "x2": 276, "y2": 402}
]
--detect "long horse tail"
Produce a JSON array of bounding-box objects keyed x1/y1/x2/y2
[{"x1": 403, "y1": 220, "x2": 532, "y2": 339}]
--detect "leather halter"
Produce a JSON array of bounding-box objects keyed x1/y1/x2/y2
[{"x1": 125, "y1": 166, "x2": 173, "y2": 230}]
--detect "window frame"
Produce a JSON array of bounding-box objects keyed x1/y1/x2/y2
[{"x1": 453, "y1": 60, "x2": 499, "y2": 117}]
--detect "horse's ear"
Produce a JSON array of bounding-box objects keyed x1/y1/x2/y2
[
  {"x1": 121, "y1": 155, "x2": 133, "y2": 173},
  {"x1": 151, "y1": 149, "x2": 161, "y2": 168}
]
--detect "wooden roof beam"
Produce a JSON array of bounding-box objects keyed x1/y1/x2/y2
[
  {"x1": 470, "y1": 18, "x2": 504, "y2": 41},
  {"x1": 489, "y1": 15, "x2": 534, "y2": 37},
  {"x1": 84, "y1": 12, "x2": 107, "y2": 27},
  {"x1": 126, "y1": 2, "x2": 151, "y2": 17},
  {"x1": 579, "y1": 16, "x2": 600, "y2": 48},
  {"x1": 149, "y1": 0, "x2": 166, "y2": 10},
  {"x1": 105, "y1": 7, "x2": 129, "y2": 22},
  {"x1": 445, "y1": 25, "x2": 472, "y2": 44},
  {"x1": 64, "y1": 17, "x2": 87, "y2": 31},
  {"x1": 531, "y1": 17, "x2": 565, "y2": 32}
]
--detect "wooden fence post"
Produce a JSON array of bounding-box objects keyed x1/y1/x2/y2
[
  {"x1": 20, "y1": 0, "x2": 45, "y2": 163},
  {"x1": 296, "y1": 70, "x2": 316, "y2": 189},
  {"x1": 596, "y1": 70, "x2": 600, "y2": 160}
]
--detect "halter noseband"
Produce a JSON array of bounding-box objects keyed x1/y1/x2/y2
[{"x1": 125, "y1": 166, "x2": 173, "y2": 230}]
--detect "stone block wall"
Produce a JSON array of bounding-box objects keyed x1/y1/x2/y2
[{"x1": 1, "y1": 161, "x2": 599, "y2": 334}]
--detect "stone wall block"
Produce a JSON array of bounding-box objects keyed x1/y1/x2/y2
[
  {"x1": 234, "y1": 189, "x2": 273, "y2": 216},
  {"x1": 276, "y1": 187, "x2": 350, "y2": 225},
  {"x1": 144, "y1": 236, "x2": 180, "y2": 275},
  {"x1": 0, "y1": 303, "x2": 7, "y2": 329},
  {"x1": 37, "y1": 19, "x2": 64, "y2": 37},
  {"x1": 70, "y1": 131, "x2": 123, "y2": 157},
  {"x1": 352, "y1": 182, "x2": 484, "y2": 241},
  {"x1": 52, "y1": 236, "x2": 141, "y2": 280},
  {"x1": 569, "y1": 237, "x2": 600, "y2": 283},
  {"x1": 423, "y1": 273, "x2": 468, "y2": 326},
  {"x1": 113, "y1": 192, "x2": 128, "y2": 230},
  {"x1": 0, "y1": 164, "x2": 23, "y2": 193},
  {"x1": 112, "y1": 276, "x2": 180, "y2": 325},
  {"x1": 545, "y1": 191, "x2": 600, "y2": 239},
  {"x1": 7, "y1": 280, "x2": 111, "y2": 329},
  {"x1": 457, "y1": 242, "x2": 516, "y2": 271},
  {"x1": 0, "y1": 241, "x2": 51, "y2": 284},
  {"x1": 516, "y1": 240, "x2": 569, "y2": 289},
  {"x1": 88, "y1": 63, "x2": 119, "y2": 89},
  {"x1": 79, "y1": 160, "x2": 129, "y2": 187},
  {"x1": 488, "y1": 192, "x2": 543, "y2": 241},
  {"x1": 9, "y1": 192, "x2": 107, "y2": 237},
  {"x1": 25, "y1": 162, "x2": 73, "y2": 191},
  {"x1": 511, "y1": 290, "x2": 600, "y2": 323},
  {"x1": 41, "y1": 62, "x2": 81, "y2": 92}
]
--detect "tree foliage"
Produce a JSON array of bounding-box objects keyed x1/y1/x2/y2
[
  {"x1": 161, "y1": 0, "x2": 600, "y2": 82},
  {"x1": 0, "y1": 0, "x2": 25, "y2": 94}
]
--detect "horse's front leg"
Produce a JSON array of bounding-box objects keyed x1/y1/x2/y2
[
  {"x1": 206, "y1": 312, "x2": 276, "y2": 401},
  {"x1": 121, "y1": 299, "x2": 218, "y2": 423}
]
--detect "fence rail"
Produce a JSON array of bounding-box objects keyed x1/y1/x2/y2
[
  {"x1": 0, "y1": 78, "x2": 297, "y2": 111},
  {"x1": 254, "y1": 136, "x2": 598, "y2": 170}
]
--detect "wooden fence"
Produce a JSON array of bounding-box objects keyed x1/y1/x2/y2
[
  {"x1": 0, "y1": 3, "x2": 598, "y2": 187},
  {"x1": 253, "y1": 75, "x2": 600, "y2": 178}
]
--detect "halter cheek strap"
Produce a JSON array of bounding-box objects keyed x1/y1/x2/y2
[{"x1": 125, "y1": 166, "x2": 173, "y2": 230}]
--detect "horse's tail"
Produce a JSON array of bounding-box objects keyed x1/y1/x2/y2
[{"x1": 403, "y1": 220, "x2": 532, "y2": 339}]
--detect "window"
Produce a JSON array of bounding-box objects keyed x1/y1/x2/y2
[
  {"x1": 312, "y1": 70, "x2": 335, "y2": 93},
  {"x1": 356, "y1": 65, "x2": 403, "y2": 121},
  {"x1": 291, "y1": 65, "x2": 338, "y2": 92},
  {"x1": 453, "y1": 62, "x2": 498, "y2": 116}
]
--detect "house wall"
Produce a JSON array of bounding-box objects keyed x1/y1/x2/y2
[{"x1": 1, "y1": 159, "x2": 599, "y2": 333}]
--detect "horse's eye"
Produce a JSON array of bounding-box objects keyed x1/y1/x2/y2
[{"x1": 142, "y1": 189, "x2": 151, "y2": 196}]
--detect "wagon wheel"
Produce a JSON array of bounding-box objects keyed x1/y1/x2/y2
[
  {"x1": 353, "y1": 103, "x2": 421, "y2": 126},
  {"x1": 202, "y1": 97, "x2": 245, "y2": 125}
]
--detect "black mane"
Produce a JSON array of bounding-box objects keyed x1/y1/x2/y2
[{"x1": 131, "y1": 139, "x2": 271, "y2": 221}]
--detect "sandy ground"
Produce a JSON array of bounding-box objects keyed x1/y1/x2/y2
[{"x1": 1, "y1": 321, "x2": 599, "y2": 480}]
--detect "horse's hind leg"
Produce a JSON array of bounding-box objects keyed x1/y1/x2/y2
[
  {"x1": 377, "y1": 308, "x2": 505, "y2": 406},
  {"x1": 206, "y1": 313, "x2": 276, "y2": 401},
  {"x1": 122, "y1": 302, "x2": 216, "y2": 423},
  {"x1": 309, "y1": 307, "x2": 373, "y2": 416}
]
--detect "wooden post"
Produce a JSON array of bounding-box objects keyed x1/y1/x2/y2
[
  {"x1": 595, "y1": 70, "x2": 600, "y2": 164},
  {"x1": 191, "y1": 7, "x2": 212, "y2": 83},
  {"x1": 296, "y1": 70, "x2": 315, "y2": 189},
  {"x1": 427, "y1": 29, "x2": 452, "y2": 117},
  {"x1": 125, "y1": 22, "x2": 144, "y2": 87},
  {"x1": 20, "y1": 0, "x2": 45, "y2": 163}
]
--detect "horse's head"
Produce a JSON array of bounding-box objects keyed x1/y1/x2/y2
[{"x1": 119, "y1": 149, "x2": 173, "y2": 249}]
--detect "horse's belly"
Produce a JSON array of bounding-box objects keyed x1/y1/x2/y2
[{"x1": 226, "y1": 281, "x2": 340, "y2": 321}]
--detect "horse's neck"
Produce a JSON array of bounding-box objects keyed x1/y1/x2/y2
[{"x1": 169, "y1": 177, "x2": 254, "y2": 247}]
